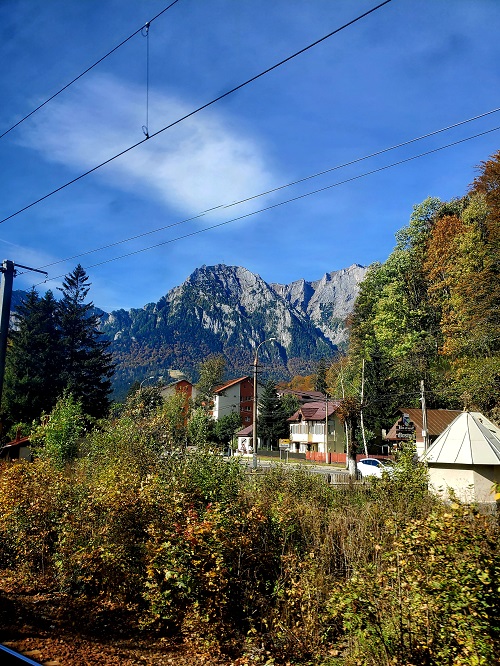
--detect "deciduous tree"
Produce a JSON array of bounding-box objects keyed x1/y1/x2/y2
[{"x1": 195, "y1": 354, "x2": 226, "y2": 410}]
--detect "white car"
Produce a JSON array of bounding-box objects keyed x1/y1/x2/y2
[{"x1": 357, "y1": 458, "x2": 393, "y2": 479}]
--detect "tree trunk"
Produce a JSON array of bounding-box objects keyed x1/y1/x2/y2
[{"x1": 347, "y1": 432, "x2": 358, "y2": 479}]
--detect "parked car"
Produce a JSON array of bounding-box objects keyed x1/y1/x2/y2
[{"x1": 357, "y1": 458, "x2": 393, "y2": 479}]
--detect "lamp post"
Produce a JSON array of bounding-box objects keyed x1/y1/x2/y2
[
  {"x1": 252, "y1": 337, "x2": 277, "y2": 470},
  {"x1": 140, "y1": 375, "x2": 155, "y2": 390}
]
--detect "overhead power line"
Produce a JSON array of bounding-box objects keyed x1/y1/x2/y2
[
  {"x1": 0, "y1": 0, "x2": 393, "y2": 226},
  {"x1": 0, "y1": 0, "x2": 181, "y2": 141},
  {"x1": 34, "y1": 122, "x2": 500, "y2": 286},
  {"x1": 24, "y1": 105, "x2": 500, "y2": 273}
]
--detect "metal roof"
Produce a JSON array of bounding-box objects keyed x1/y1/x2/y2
[
  {"x1": 288, "y1": 400, "x2": 340, "y2": 422},
  {"x1": 424, "y1": 412, "x2": 500, "y2": 466},
  {"x1": 213, "y1": 376, "x2": 251, "y2": 393},
  {"x1": 236, "y1": 424, "x2": 253, "y2": 436},
  {"x1": 385, "y1": 408, "x2": 462, "y2": 441}
]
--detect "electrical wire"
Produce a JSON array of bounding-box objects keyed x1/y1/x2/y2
[
  {"x1": 32, "y1": 121, "x2": 500, "y2": 286},
  {"x1": 0, "y1": 0, "x2": 393, "y2": 226},
  {"x1": 0, "y1": 0, "x2": 181, "y2": 141},
  {"x1": 21, "y1": 104, "x2": 500, "y2": 273}
]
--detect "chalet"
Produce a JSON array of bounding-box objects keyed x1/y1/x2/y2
[
  {"x1": 385, "y1": 408, "x2": 462, "y2": 457},
  {"x1": 288, "y1": 399, "x2": 345, "y2": 462}
]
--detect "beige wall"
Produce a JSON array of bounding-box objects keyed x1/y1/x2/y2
[{"x1": 428, "y1": 464, "x2": 499, "y2": 504}]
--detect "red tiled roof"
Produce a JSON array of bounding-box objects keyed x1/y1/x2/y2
[
  {"x1": 213, "y1": 376, "x2": 251, "y2": 393},
  {"x1": 288, "y1": 400, "x2": 341, "y2": 422}
]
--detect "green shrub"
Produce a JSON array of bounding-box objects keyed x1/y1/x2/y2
[
  {"x1": 328, "y1": 504, "x2": 500, "y2": 665},
  {"x1": 31, "y1": 392, "x2": 85, "y2": 469}
]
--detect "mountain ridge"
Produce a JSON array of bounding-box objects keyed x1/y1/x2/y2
[
  {"x1": 99, "y1": 263, "x2": 368, "y2": 397},
  {"x1": 9, "y1": 264, "x2": 368, "y2": 398}
]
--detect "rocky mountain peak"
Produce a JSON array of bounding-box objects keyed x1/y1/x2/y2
[{"x1": 98, "y1": 263, "x2": 367, "y2": 397}]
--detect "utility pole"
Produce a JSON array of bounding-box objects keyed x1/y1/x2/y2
[
  {"x1": 420, "y1": 379, "x2": 429, "y2": 452},
  {"x1": 252, "y1": 338, "x2": 276, "y2": 470},
  {"x1": 0, "y1": 260, "x2": 15, "y2": 412},
  {"x1": 324, "y1": 392, "x2": 329, "y2": 464},
  {"x1": 339, "y1": 360, "x2": 350, "y2": 469},
  {"x1": 360, "y1": 358, "x2": 369, "y2": 457},
  {"x1": 0, "y1": 260, "x2": 48, "y2": 417}
]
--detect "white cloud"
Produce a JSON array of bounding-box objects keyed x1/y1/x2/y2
[{"x1": 17, "y1": 74, "x2": 281, "y2": 220}]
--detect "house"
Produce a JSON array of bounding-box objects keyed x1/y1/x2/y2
[
  {"x1": 159, "y1": 378, "x2": 194, "y2": 427},
  {"x1": 212, "y1": 376, "x2": 256, "y2": 425},
  {"x1": 235, "y1": 424, "x2": 253, "y2": 454},
  {"x1": 385, "y1": 408, "x2": 462, "y2": 457},
  {"x1": 423, "y1": 411, "x2": 500, "y2": 506},
  {"x1": 288, "y1": 399, "x2": 345, "y2": 462},
  {"x1": 276, "y1": 388, "x2": 325, "y2": 404},
  {"x1": 160, "y1": 378, "x2": 196, "y2": 401},
  {"x1": 0, "y1": 432, "x2": 32, "y2": 461}
]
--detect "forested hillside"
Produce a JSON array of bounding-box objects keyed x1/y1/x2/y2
[
  {"x1": 335, "y1": 150, "x2": 500, "y2": 433},
  {"x1": 101, "y1": 264, "x2": 366, "y2": 398}
]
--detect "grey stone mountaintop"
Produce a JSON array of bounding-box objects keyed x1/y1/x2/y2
[
  {"x1": 12, "y1": 263, "x2": 368, "y2": 396},
  {"x1": 270, "y1": 264, "x2": 368, "y2": 345}
]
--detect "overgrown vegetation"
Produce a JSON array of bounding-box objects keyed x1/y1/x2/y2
[
  {"x1": 2, "y1": 153, "x2": 500, "y2": 665},
  {"x1": 0, "y1": 394, "x2": 498, "y2": 665},
  {"x1": 330, "y1": 150, "x2": 500, "y2": 435}
]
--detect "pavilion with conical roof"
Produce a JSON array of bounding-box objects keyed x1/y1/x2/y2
[{"x1": 423, "y1": 412, "x2": 500, "y2": 505}]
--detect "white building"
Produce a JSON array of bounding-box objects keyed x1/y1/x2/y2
[
  {"x1": 212, "y1": 376, "x2": 257, "y2": 425},
  {"x1": 288, "y1": 400, "x2": 345, "y2": 462},
  {"x1": 423, "y1": 411, "x2": 500, "y2": 506}
]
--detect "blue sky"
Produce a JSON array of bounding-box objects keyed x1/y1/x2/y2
[{"x1": 1, "y1": 0, "x2": 500, "y2": 312}]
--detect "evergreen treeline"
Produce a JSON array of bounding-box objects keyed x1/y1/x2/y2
[
  {"x1": 3, "y1": 264, "x2": 114, "y2": 430},
  {"x1": 330, "y1": 150, "x2": 500, "y2": 433}
]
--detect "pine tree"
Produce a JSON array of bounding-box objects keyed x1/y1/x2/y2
[
  {"x1": 3, "y1": 288, "x2": 62, "y2": 425},
  {"x1": 314, "y1": 358, "x2": 328, "y2": 394},
  {"x1": 58, "y1": 265, "x2": 114, "y2": 419},
  {"x1": 257, "y1": 379, "x2": 289, "y2": 449}
]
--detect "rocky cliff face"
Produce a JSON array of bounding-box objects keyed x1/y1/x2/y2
[
  {"x1": 270, "y1": 264, "x2": 367, "y2": 346},
  {"x1": 99, "y1": 263, "x2": 367, "y2": 397}
]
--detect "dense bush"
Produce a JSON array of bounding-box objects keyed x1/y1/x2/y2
[
  {"x1": 0, "y1": 417, "x2": 498, "y2": 664},
  {"x1": 328, "y1": 505, "x2": 499, "y2": 665}
]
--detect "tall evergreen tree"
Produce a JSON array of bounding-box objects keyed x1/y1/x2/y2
[
  {"x1": 257, "y1": 379, "x2": 290, "y2": 449},
  {"x1": 313, "y1": 358, "x2": 328, "y2": 394},
  {"x1": 4, "y1": 288, "x2": 62, "y2": 425},
  {"x1": 58, "y1": 265, "x2": 114, "y2": 418}
]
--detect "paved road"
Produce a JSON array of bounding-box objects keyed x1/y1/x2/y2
[{"x1": 230, "y1": 456, "x2": 351, "y2": 480}]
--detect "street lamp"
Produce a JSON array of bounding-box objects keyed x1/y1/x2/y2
[
  {"x1": 252, "y1": 337, "x2": 277, "y2": 470},
  {"x1": 140, "y1": 375, "x2": 155, "y2": 390}
]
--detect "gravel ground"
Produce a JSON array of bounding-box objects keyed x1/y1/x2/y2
[{"x1": 0, "y1": 572, "x2": 250, "y2": 666}]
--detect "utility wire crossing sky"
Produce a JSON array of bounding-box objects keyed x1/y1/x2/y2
[{"x1": 1, "y1": 0, "x2": 500, "y2": 311}]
